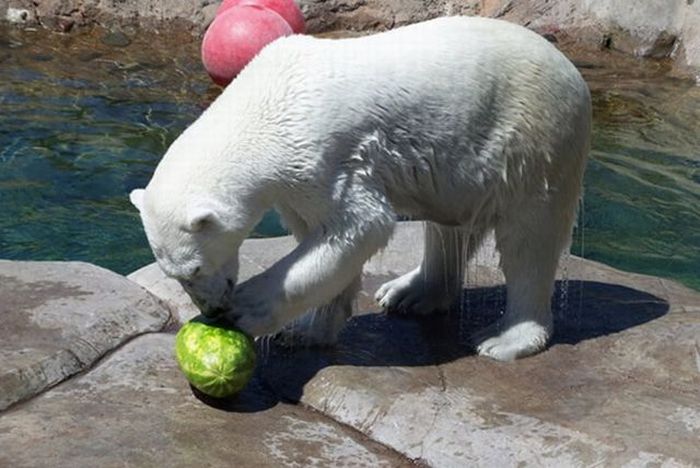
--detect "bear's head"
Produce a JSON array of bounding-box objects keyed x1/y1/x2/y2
[{"x1": 130, "y1": 187, "x2": 259, "y2": 318}]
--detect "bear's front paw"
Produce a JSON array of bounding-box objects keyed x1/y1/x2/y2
[
  {"x1": 228, "y1": 278, "x2": 285, "y2": 337},
  {"x1": 273, "y1": 305, "x2": 347, "y2": 348}
]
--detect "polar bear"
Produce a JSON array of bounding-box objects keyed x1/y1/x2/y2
[{"x1": 130, "y1": 16, "x2": 591, "y2": 361}]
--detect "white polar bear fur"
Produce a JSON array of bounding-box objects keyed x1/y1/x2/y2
[{"x1": 131, "y1": 16, "x2": 591, "y2": 361}]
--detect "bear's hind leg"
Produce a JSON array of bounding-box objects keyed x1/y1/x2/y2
[
  {"x1": 477, "y1": 196, "x2": 577, "y2": 361},
  {"x1": 376, "y1": 223, "x2": 484, "y2": 315}
]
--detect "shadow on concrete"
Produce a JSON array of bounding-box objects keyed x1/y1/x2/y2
[{"x1": 194, "y1": 279, "x2": 668, "y2": 412}]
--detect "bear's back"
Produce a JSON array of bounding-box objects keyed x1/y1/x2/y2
[
  {"x1": 148, "y1": 16, "x2": 590, "y2": 220},
  {"x1": 240, "y1": 16, "x2": 588, "y2": 138},
  {"x1": 256, "y1": 16, "x2": 580, "y2": 93}
]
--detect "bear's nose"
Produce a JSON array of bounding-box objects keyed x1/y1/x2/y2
[
  {"x1": 200, "y1": 306, "x2": 226, "y2": 319},
  {"x1": 186, "y1": 293, "x2": 223, "y2": 319}
]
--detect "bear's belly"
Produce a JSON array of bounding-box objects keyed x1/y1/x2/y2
[
  {"x1": 373, "y1": 147, "x2": 504, "y2": 227},
  {"x1": 386, "y1": 183, "x2": 500, "y2": 228}
]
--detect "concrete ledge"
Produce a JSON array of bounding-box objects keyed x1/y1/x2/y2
[
  {"x1": 0, "y1": 260, "x2": 170, "y2": 410},
  {"x1": 0, "y1": 333, "x2": 411, "y2": 467},
  {"x1": 130, "y1": 222, "x2": 700, "y2": 466}
]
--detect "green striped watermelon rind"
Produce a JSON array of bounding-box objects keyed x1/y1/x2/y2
[{"x1": 175, "y1": 317, "x2": 256, "y2": 398}]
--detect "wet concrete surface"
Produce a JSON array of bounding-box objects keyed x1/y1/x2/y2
[
  {"x1": 260, "y1": 274, "x2": 698, "y2": 465},
  {"x1": 0, "y1": 333, "x2": 413, "y2": 468},
  {"x1": 3, "y1": 222, "x2": 699, "y2": 466},
  {"x1": 132, "y1": 222, "x2": 700, "y2": 466}
]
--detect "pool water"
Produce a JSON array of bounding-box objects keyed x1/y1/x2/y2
[
  {"x1": 574, "y1": 52, "x2": 700, "y2": 290},
  {"x1": 1, "y1": 26, "x2": 698, "y2": 290},
  {"x1": 0, "y1": 26, "x2": 284, "y2": 274}
]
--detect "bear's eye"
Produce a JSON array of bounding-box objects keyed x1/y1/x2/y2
[{"x1": 191, "y1": 266, "x2": 201, "y2": 277}]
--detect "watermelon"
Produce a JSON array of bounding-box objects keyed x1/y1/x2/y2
[{"x1": 175, "y1": 317, "x2": 256, "y2": 398}]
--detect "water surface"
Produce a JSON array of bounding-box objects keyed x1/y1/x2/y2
[
  {"x1": 0, "y1": 26, "x2": 698, "y2": 290},
  {"x1": 0, "y1": 26, "x2": 282, "y2": 274},
  {"x1": 573, "y1": 51, "x2": 700, "y2": 290}
]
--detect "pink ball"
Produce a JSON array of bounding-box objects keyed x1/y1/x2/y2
[
  {"x1": 201, "y1": 4, "x2": 293, "y2": 86},
  {"x1": 216, "y1": 0, "x2": 305, "y2": 34}
]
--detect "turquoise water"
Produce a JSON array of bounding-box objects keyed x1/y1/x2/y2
[
  {"x1": 0, "y1": 26, "x2": 283, "y2": 274},
  {"x1": 1, "y1": 27, "x2": 698, "y2": 290},
  {"x1": 574, "y1": 56, "x2": 700, "y2": 290}
]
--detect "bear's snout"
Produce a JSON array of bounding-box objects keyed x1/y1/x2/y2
[
  {"x1": 178, "y1": 279, "x2": 228, "y2": 319},
  {"x1": 188, "y1": 294, "x2": 225, "y2": 318},
  {"x1": 200, "y1": 305, "x2": 227, "y2": 319}
]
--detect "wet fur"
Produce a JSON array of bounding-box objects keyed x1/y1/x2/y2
[{"x1": 131, "y1": 16, "x2": 591, "y2": 361}]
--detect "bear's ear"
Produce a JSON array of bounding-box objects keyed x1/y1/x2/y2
[
  {"x1": 185, "y1": 201, "x2": 222, "y2": 233},
  {"x1": 130, "y1": 189, "x2": 145, "y2": 212}
]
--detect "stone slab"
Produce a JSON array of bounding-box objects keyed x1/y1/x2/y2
[
  {"x1": 0, "y1": 333, "x2": 412, "y2": 468},
  {"x1": 0, "y1": 260, "x2": 170, "y2": 411},
  {"x1": 128, "y1": 222, "x2": 700, "y2": 466},
  {"x1": 267, "y1": 284, "x2": 700, "y2": 467},
  {"x1": 128, "y1": 263, "x2": 200, "y2": 324}
]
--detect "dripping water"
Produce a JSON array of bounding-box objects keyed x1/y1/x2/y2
[
  {"x1": 557, "y1": 249, "x2": 571, "y2": 325},
  {"x1": 554, "y1": 194, "x2": 586, "y2": 334},
  {"x1": 458, "y1": 231, "x2": 470, "y2": 347},
  {"x1": 576, "y1": 195, "x2": 586, "y2": 332},
  {"x1": 256, "y1": 334, "x2": 272, "y2": 364},
  {"x1": 494, "y1": 237, "x2": 506, "y2": 324}
]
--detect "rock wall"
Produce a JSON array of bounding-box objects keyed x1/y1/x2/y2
[
  {"x1": 298, "y1": 0, "x2": 700, "y2": 79},
  {"x1": 2, "y1": 0, "x2": 699, "y2": 79},
  {"x1": 582, "y1": 0, "x2": 700, "y2": 77},
  {"x1": 2, "y1": 0, "x2": 220, "y2": 32}
]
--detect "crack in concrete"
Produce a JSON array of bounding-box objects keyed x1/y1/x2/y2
[
  {"x1": 436, "y1": 364, "x2": 447, "y2": 393},
  {"x1": 417, "y1": 364, "x2": 449, "y2": 463},
  {"x1": 70, "y1": 337, "x2": 102, "y2": 366},
  {"x1": 0, "y1": 328, "x2": 166, "y2": 416},
  {"x1": 297, "y1": 400, "x2": 421, "y2": 467}
]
